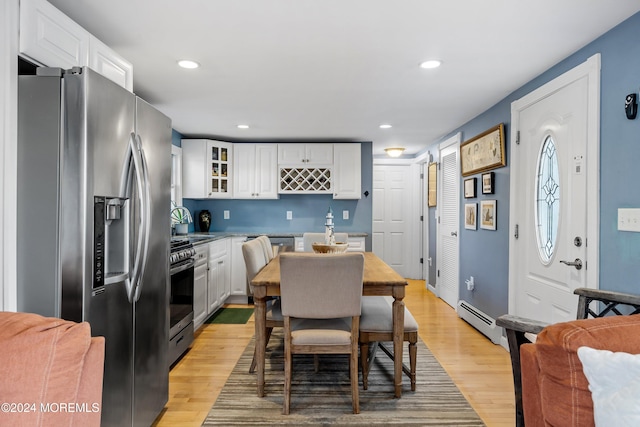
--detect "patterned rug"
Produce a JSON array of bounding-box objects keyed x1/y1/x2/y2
[
  {"x1": 203, "y1": 330, "x2": 485, "y2": 426},
  {"x1": 205, "y1": 307, "x2": 254, "y2": 324}
]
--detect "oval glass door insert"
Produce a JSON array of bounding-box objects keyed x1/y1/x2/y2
[{"x1": 535, "y1": 135, "x2": 560, "y2": 264}]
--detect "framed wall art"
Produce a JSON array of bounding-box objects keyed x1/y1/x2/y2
[
  {"x1": 460, "y1": 124, "x2": 506, "y2": 176},
  {"x1": 464, "y1": 177, "x2": 476, "y2": 198},
  {"x1": 480, "y1": 200, "x2": 497, "y2": 230},
  {"x1": 482, "y1": 172, "x2": 494, "y2": 194},
  {"x1": 465, "y1": 203, "x2": 477, "y2": 230},
  {"x1": 428, "y1": 162, "x2": 437, "y2": 207}
]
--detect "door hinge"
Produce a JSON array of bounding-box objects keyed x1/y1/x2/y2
[
  {"x1": 514, "y1": 224, "x2": 519, "y2": 239},
  {"x1": 420, "y1": 173, "x2": 424, "y2": 179},
  {"x1": 516, "y1": 130, "x2": 520, "y2": 145},
  {"x1": 437, "y1": 269, "x2": 440, "y2": 277},
  {"x1": 420, "y1": 215, "x2": 424, "y2": 221},
  {"x1": 420, "y1": 258, "x2": 423, "y2": 264}
]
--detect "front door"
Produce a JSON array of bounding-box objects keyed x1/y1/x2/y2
[{"x1": 509, "y1": 55, "x2": 600, "y2": 323}]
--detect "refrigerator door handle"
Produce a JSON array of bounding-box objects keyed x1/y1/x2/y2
[
  {"x1": 127, "y1": 133, "x2": 151, "y2": 303},
  {"x1": 132, "y1": 133, "x2": 151, "y2": 303}
]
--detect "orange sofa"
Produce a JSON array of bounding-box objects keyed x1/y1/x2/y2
[
  {"x1": 0, "y1": 311, "x2": 105, "y2": 427},
  {"x1": 520, "y1": 314, "x2": 640, "y2": 427}
]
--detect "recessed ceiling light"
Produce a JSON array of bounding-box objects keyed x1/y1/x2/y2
[
  {"x1": 178, "y1": 60, "x2": 200, "y2": 69},
  {"x1": 379, "y1": 124, "x2": 392, "y2": 129},
  {"x1": 384, "y1": 147, "x2": 405, "y2": 158},
  {"x1": 237, "y1": 124, "x2": 249, "y2": 129},
  {"x1": 420, "y1": 60, "x2": 442, "y2": 69}
]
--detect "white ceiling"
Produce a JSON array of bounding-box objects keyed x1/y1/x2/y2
[{"x1": 48, "y1": 0, "x2": 640, "y2": 157}]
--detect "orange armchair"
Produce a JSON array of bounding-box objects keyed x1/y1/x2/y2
[
  {"x1": 0, "y1": 311, "x2": 105, "y2": 427},
  {"x1": 497, "y1": 288, "x2": 640, "y2": 427}
]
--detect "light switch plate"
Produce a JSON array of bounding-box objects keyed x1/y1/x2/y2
[
  {"x1": 343, "y1": 210, "x2": 349, "y2": 220},
  {"x1": 618, "y1": 208, "x2": 640, "y2": 232},
  {"x1": 223, "y1": 210, "x2": 230, "y2": 220},
  {"x1": 286, "y1": 211, "x2": 293, "y2": 220}
]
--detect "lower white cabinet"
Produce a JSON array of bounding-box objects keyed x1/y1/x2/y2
[
  {"x1": 228, "y1": 237, "x2": 248, "y2": 302},
  {"x1": 193, "y1": 244, "x2": 209, "y2": 330}
]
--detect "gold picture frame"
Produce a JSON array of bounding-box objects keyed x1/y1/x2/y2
[
  {"x1": 460, "y1": 124, "x2": 506, "y2": 177},
  {"x1": 428, "y1": 162, "x2": 437, "y2": 207}
]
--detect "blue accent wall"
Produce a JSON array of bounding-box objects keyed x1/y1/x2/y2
[
  {"x1": 427, "y1": 12, "x2": 640, "y2": 320},
  {"x1": 170, "y1": 139, "x2": 373, "y2": 248}
]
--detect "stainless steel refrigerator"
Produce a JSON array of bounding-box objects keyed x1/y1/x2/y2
[{"x1": 17, "y1": 67, "x2": 171, "y2": 427}]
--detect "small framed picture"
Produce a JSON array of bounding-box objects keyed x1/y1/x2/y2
[
  {"x1": 480, "y1": 200, "x2": 497, "y2": 230},
  {"x1": 482, "y1": 172, "x2": 494, "y2": 194},
  {"x1": 465, "y1": 203, "x2": 477, "y2": 230},
  {"x1": 464, "y1": 177, "x2": 477, "y2": 198}
]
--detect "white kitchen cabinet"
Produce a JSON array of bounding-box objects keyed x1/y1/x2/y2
[
  {"x1": 88, "y1": 36, "x2": 133, "y2": 91},
  {"x1": 192, "y1": 244, "x2": 209, "y2": 330},
  {"x1": 228, "y1": 236, "x2": 248, "y2": 304},
  {"x1": 208, "y1": 239, "x2": 229, "y2": 314},
  {"x1": 233, "y1": 144, "x2": 278, "y2": 199},
  {"x1": 20, "y1": 0, "x2": 133, "y2": 91},
  {"x1": 20, "y1": 0, "x2": 89, "y2": 70},
  {"x1": 333, "y1": 143, "x2": 361, "y2": 199},
  {"x1": 278, "y1": 143, "x2": 333, "y2": 165},
  {"x1": 182, "y1": 139, "x2": 233, "y2": 199}
]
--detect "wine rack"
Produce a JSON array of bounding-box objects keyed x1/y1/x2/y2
[{"x1": 279, "y1": 167, "x2": 332, "y2": 193}]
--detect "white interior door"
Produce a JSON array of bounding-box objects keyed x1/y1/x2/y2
[
  {"x1": 509, "y1": 55, "x2": 600, "y2": 324},
  {"x1": 372, "y1": 165, "x2": 411, "y2": 277},
  {"x1": 437, "y1": 134, "x2": 460, "y2": 308}
]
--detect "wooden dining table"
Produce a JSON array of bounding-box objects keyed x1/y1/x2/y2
[{"x1": 250, "y1": 251, "x2": 408, "y2": 398}]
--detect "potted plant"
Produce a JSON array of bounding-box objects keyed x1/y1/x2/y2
[{"x1": 170, "y1": 202, "x2": 193, "y2": 235}]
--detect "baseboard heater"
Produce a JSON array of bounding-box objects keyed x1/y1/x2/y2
[{"x1": 457, "y1": 300, "x2": 502, "y2": 344}]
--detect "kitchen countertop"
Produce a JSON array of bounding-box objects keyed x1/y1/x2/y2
[{"x1": 171, "y1": 231, "x2": 368, "y2": 246}]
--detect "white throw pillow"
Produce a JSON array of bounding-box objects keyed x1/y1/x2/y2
[{"x1": 577, "y1": 346, "x2": 640, "y2": 427}]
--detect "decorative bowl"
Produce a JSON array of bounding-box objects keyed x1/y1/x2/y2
[{"x1": 311, "y1": 242, "x2": 349, "y2": 254}]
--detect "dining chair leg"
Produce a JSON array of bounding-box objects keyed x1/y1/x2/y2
[
  {"x1": 351, "y1": 341, "x2": 360, "y2": 413},
  {"x1": 250, "y1": 327, "x2": 273, "y2": 373},
  {"x1": 409, "y1": 339, "x2": 417, "y2": 391},
  {"x1": 283, "y1": 329, "x2": 292, "y2": 415},
  {"x1": 313, "y1": 354, "x2": 320, "y2": 373},
  {"x1": 360, "y1": 343, "x2": 369, "y2": 389}
]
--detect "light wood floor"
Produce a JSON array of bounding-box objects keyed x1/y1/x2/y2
[{"x1": 153, "y1": 279, "x2": 515, "y2": 427}]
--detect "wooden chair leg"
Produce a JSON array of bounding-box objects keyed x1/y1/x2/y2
[
  {"x1": 313, "y1": 354, "x2": 319, "y2": 373},
  {"x1": 250, "y1": 327, "x2": 274, "y2": 373},
  {"x1": 360, "y1": 343, "x2": 369, "y2": 389},
  {"x1": 408, "y1": 339, "x2": 417, "y2": 391},
  {"x1": 283, "y1": 326, "x2": 291, "y2": 415},
  {"x1": 351, "y1": 342, "x2": 360, "y2": 414}
]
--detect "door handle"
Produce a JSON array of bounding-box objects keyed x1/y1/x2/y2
[
  {"x1": 451, "y1": 231, "x2": 458, "y2": 237},
  {"x1": 560, "y1": 258, "x2": 583, "y2": 270}
]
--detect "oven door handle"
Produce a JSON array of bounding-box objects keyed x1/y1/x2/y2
[{"x1": 170, "y1": 258, "x2": 196, "y2": 275}]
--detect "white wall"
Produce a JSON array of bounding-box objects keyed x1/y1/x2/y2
[{"x1": 1, "y1": 0, "x2": 19, "y2": 311}]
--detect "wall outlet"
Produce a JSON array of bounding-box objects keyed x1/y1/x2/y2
[
  {"x1": 286, "y1": 211, "x2": 293, "y2": 220},
  {"x1": 223, "y1": 210, "x2": 230, "y2": 220},
  {"x1": 465, "y1": 276, "x2": 475, "y2": 291},
  {"x1": 343, "y1": 210, "x2": 349, "y2": 220}
]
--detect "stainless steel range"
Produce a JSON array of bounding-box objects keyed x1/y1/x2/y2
[{"x1": 169, "y1": 239, "x2": 196, "y2": 366}]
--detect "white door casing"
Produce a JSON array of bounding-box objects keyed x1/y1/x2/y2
[
  {"x1": 372, "y1": 165, "x2": 411, "y2": 278},
  {"x1": 509, "y1": 54, "x2": 600, "y2": 323},
  {"x1": 437, "y1": 133, "x2": 461, "y2": 308}
]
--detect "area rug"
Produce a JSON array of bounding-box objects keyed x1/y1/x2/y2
[
  {"x1": 205, "y1": 307, "x2": 254, "y2": 324},
  {"x1": 203, "y1": 330, "x2": 484, "y2": 426}
]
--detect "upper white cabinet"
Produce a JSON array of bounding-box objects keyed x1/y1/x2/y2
[
  {"x1": 88, "y1": 36, "x2": 133, "y2": 91},
  {"x1": 182, "y1": 139, "x2": 233, "y2": 199},
  {"x1": 233, "y1": 144, "x2": 278, "y2": 199},
  {"x1": 333, "y1": 143, "x2": 362, "y2": 199},
  {"x1": 20, "y1": 0, "x2": 89, "y2": 69},
  {"x1": 20, "y1": 0, "x2": 133, "y2": 91},
  {"x1": 278, "y1": 143, "x2": 333, "y2": 165}
]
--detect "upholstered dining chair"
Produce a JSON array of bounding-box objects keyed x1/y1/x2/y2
[
  {"x1": 302, "y1": 232, "x2": 349, "y2": 252},
  {"x1": 359, "y1": 296, "x2": 419, "y2": 392},
  {"x1": 279, "y1": 252, "x2": 365, "y2": 415},
  {"x1": 256, "y1": 235, "x2": 275, "y2": 261},
  {"x1": 242, "y1": 238, "x2": 283, "y2": 373}
]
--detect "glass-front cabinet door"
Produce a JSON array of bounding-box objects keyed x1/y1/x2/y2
[{"x1": 207, "y1": 141, "x2": 232, "y2": 198}]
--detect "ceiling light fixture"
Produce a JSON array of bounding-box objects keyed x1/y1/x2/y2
[
  {"x1": 420, "y1": 59, "x2": 442, "y2": 69},
  {"x1": 178, "y1": 60, "x2": 200, "y2": 69},
  {"x1": 384, "y1": 147, "x2": 405, "y2": 158},
  {"x1": 237, "y1": 124, "x2": 249, "y2": 129},
  {"x1": 379, "y1": 124, "x2": 392, "y2": 129}
]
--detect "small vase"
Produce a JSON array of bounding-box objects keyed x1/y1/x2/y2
[{"x1": 198, "y1": 210, "x2": 211, "y2": 232}]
